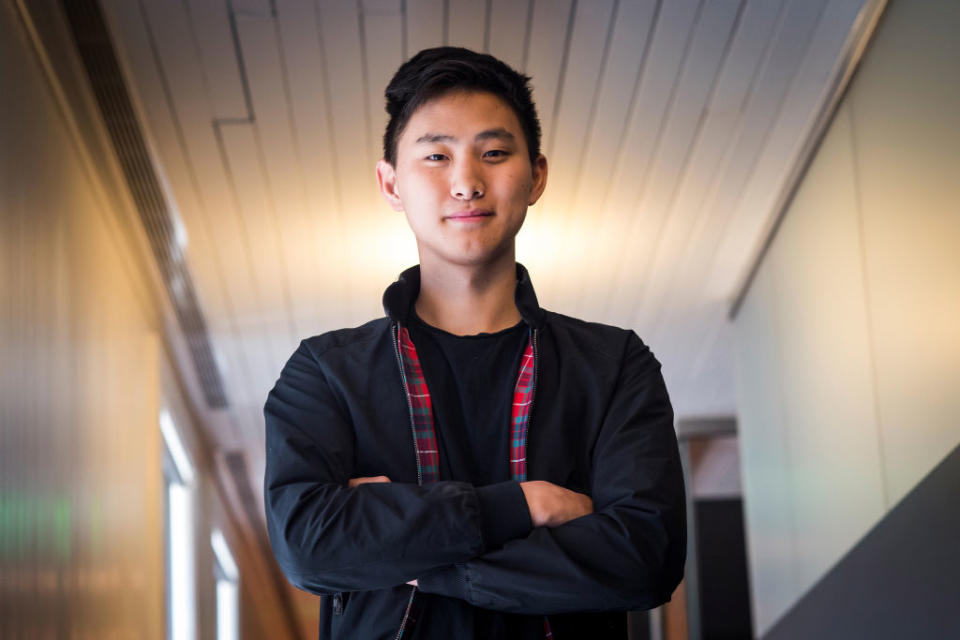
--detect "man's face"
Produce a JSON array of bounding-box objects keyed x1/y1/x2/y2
[{"x1": 376, "y1": 90, "x2": 547, "y2": 268}]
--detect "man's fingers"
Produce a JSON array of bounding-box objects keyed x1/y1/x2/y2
[
  {"x1": 520, "y1": 480, "x2": 595, "y2": 527},
  {"x1": 348, "y1": 475, "x2": 392, "y2": 487}
]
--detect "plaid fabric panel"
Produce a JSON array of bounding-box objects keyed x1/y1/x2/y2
[
  {"x1": 510, "y1": 331, "x2": 535, "y2": 482},
  {"x1": 397, "y1": 324, "x2": 550, "y2": 639},
  {"x1": 397, "y1": 325, "x2": 440, "y2": 484},
  {"x1": 512, "y1": 331, "x2": 551, "y2": 639}
]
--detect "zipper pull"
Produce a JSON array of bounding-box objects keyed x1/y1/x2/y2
[{"x1": 332, "y1": 592, "x2": 343, "y2": 615}]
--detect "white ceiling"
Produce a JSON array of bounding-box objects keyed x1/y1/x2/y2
[{"x1": 98, "y1": 0, "x2": 869, "y2": 464}]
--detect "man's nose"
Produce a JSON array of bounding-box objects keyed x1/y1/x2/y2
[{"x1": 450, "y1": 158, "x2": 485, "y2": 200}]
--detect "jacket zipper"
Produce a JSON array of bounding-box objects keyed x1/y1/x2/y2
[
  {"x1": 393, "y1": 585, "x2": 417, "y2": 640},
  {"x1": 392, "y1": 322, "x2": 421, "y2": 638},
  {"x1": 530, "y1": 328, "x2": 553, "y2": 640}
]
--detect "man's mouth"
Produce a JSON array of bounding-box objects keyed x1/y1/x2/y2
[{"x1": 446, "y1": 209, "x2": 494, "y2": 221}]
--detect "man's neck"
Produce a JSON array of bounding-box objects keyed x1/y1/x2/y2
[{"x1": 414, "y1": 252, "x2": 521, "y2": 336}]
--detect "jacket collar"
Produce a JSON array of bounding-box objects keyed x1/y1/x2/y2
[{"x1": 382, "y1": 262, "x2": 546, "y2": 330}]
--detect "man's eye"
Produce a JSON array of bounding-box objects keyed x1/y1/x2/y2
[
  {"x1": 484, "y1": 150, "x2": 508, "y2": 159},
  {"x1": 425, "y1": 153, "x2": 447, "y2": 161}
]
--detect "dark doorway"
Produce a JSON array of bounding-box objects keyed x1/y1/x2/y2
[{"x1": 695, "y1": 498, "x2": 753, "y2": 639}]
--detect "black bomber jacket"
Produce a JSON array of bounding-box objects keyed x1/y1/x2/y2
[{"x1": 263, "y1": 263, "x2": 687, "y2": 639}]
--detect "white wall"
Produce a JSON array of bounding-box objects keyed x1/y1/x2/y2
[{"x1": 733, "y1": 0, "x2": 960, "y2": 635}]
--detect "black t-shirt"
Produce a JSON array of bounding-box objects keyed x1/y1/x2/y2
[
  {"x1": 408, "y1": 310, "x2": 528, "y2": 485},
  {"x1": 406, "y1": 311, "x2": 543, "y2": 638}
]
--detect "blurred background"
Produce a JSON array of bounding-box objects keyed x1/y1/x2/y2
[{"x1": 2, "y1": 0, "x2": 958, "y2": 638}]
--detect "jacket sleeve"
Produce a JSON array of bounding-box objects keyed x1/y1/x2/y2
[
  {"x1": 263, "y1": 340, "x2": 529, "y2": 595},
  {"x1": 416, "y1": 331, "x2": 687, "y2": 614}
]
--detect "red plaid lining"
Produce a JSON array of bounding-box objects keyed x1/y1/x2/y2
[
  {"x1": 397, "y1": 324, "x2": 535, "y2": 485},
  {"x1": 397, "y1": 323, "x2": 551, "y2": 638},
  {"x1": 397, "y1": 325, "x2": 440, "y2": 483},
  {"x1": 510, "y1": 339, "x2": 535, "y2": 481}
]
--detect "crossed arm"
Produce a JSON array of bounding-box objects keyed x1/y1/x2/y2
[
  {"x1": 346, "y1": 475, "x2": 595, "y2": 586},
  {"x1": 264, "y1": 333, "x2": 686, "y2": 614}
]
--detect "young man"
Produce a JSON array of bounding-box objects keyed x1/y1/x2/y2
[{"x1": 264, "y1": 47, "x2": 686, "y2": 639}]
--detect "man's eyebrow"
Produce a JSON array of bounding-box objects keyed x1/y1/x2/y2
[
  {"x1": 413, "y1": 129, "x2": 516, "y2": 144},
  {"x1": 415, "y1": 133, "x2": 455, "y2": 144},
  {"x1": 474, "y1": 128, "x2": 515, "y2": 142}
]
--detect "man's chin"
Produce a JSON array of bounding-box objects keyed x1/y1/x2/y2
[{"x1": 419, "y1": 244, "x2": 515, "y2": 270}]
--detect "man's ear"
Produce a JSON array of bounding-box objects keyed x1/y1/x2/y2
[
  {"x1": 528, "y1": 154, "x2": 548, "y2": 206},
  {"x1": 376, "y1": 159, "x2": 404, "y2": 212}
]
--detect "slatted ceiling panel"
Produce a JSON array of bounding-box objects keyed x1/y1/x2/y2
[
  {"x1": 642, "y1": 0, "x2": 786, "y2": 326},
  {"x1": 708, "y1": 0, "x2": 864, "y2": 299},
  {"x1": 535, "y1": 0, "x2": 616, "y2": 244},
  {"x1": 317, "y1": 1, "x2": 378, "y2": 222},
  {"x1": 405, "y1": 0, "x2": 445, "y2": 56},
  {"x1": 603, "y1": 0, "x2": 701, "y2": 214},
  {"x1": 651, "y1": 0, "x2": 820, "y2": 335},
  {"x1": 135, "y1": 0, "x2": 263, "y2": 324},
  {"x1": 317, "y1": 1, "x2": 387, "y2": 317},
  {"x1": 692, "y1": 0, "x2": 830, "y2": 307},
  {"x1": 617, "y1": 0, "x2": 744, "y2": 328},
  {"x1": 516, "y1": 0, "x2": 568, "y2": 277},
  {"x1": 233, "y1": 0, "x2": 274, "y2": 16},
  {"x1": 650, "y1": 0, "x2": 837, "y2": 375},
  {"x1": 218, "y1": 123, "x2": 297, "y2": 332},
  {"x1": 273, "y1": 0, "x2": 347, "y2": 309},
  {"x1": 101, "y1": 0, "x2": 263, "y2": 421},
  {"x1": 522, "y1": 0, "x2": 573, "y2": 147},
  {"x1": 361, "y1": 0, "x2": 403, "y2": 166},
  {"x1": 447, "y1": 0, "x2": 487, "y2": 51},
  {"x1": 662, "y1": 7, "x2": 823, "y2": 330},
  {"x1": 540, "y1": 0, "x2": 648, "y2": 302},
  {"x1": 567, "y1": 0, "x2": 657, "y2": 220},
  {"x1": 564, "y1": 2, "x2": 665, "y2": 320},
  {"x1": 653, "y1": 0, "x2": 787, "y2": 330},
  {"x1": 234, "y1": 16, "x2": 320, "y2": 339},
  {"x1": 186, "y1": 0, "x2": 249, "y2": 120},
  {"x1": 574, "y1": 0, "x2": 702, "y2": 320},
  {"x1": 486, "y1": 0, "x2": 531, "y2": 72}
]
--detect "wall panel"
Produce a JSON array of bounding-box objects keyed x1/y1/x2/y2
[
  {"x1": 1, "y1": 3, "x2": 291, "y2": 638},
  {"x1": 734, "y1": 0, "x2": 960, "y2": 635},
  {"x1": 1, "y1": 4, "x2": 163, "y2": 636}
]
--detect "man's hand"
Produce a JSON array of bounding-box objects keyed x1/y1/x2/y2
[{"x1": 519, "y1": 480, "x2": 594, "y2": 528}]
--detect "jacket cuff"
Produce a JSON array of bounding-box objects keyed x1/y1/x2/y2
[{"x1": 475, "y1": 481, "x2": 533, "y2": 550}]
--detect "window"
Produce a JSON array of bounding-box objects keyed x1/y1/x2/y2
[
  {"x1": 211, "y1": 529, "x2": 239, "y2": 640},
  {"x1": 161, "y1": 409, "x2": 196, "y2": 640}
]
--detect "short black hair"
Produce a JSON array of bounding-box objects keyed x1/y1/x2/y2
[{"x1": 383, "y1": 47, "x2": 542, "y2": 167}]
